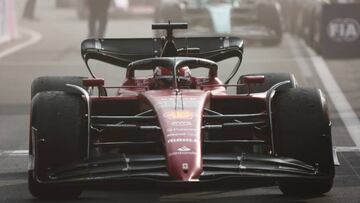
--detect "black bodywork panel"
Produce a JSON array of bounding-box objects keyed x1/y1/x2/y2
[{"x1": 81, "y1": 37, "x2": 244, "y2": 68}]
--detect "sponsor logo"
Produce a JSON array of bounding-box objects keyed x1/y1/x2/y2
[
  {"x1": 168, "y1": 151, "x2": 197, "y2": 157},
  {"x1": 327, "y1": 18, "x2": 360, "y2": 42},
  {"x1": 156, "y1": 101, "x2": 199, "y2": 108},
  {"x1": 182, "y1": 163, "x2": 189, "y2": 170},
  {"x1": 177, "y1": 146, "x2": 191, "y2": 152},
  {"x1": 166, "y1": 128, "x2": 196, "y2": 132},
  {"x1": 160, "y1": 97, "x2": 197, "y2": 101},
  {"x1": 171, "y1": 121, "x2": 192, "y2": 127},
  {"x1": 155, "y1": 101, "x2": 175, "y2": 108},
  {"x1": 167, "y1": 133, "x2": 187, "y2": 137},
  {"x1": 167, "y1": 138, "x2": 198, "y2": 143},
  {"x1": 164, "y1": 111, "x2": 193, "y2": 119}
]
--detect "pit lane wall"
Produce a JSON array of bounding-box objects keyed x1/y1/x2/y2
[
  {"x1": 0, "y1": 0, "x2": 18, "y2": 44},
  {"x1": 280, "y1": 1, "x2": 360, "y2": 58},
  {"x1": 321, "y1": 4, "x2": 360, "y2": 58}
]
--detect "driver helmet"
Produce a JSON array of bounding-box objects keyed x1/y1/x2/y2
[{"x1": 153, "y1": 66, "x2": 192, "y2": 88}]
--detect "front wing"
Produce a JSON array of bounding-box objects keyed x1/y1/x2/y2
[{"x1": 32, "y1": 153, "x2": 327, "y2": 185}]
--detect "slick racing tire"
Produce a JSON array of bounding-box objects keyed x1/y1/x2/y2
[
  {"x1": 31, "y1": 76, "x2": 86, "y2": 98},
  {"x1": 29, "y1": 91, "x2": 85, "y2": 199},
  {"x1": 236, "y1": 73, "x2": 297, "y2": 94},
  {"x1": 273, "y1": 88, "x2": 334, "y2": 196},
  {"x1": 257, "y1": 2, "x2": 283, "y2": 46}
]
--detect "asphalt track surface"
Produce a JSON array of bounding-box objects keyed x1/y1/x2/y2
[{"x1": 1, "y1": 1, "x2": 360, "y2": 202}]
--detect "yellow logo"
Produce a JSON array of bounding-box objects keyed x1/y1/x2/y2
[{"x1": 164, "y1": 111, "x2": 193, "y2": 119}]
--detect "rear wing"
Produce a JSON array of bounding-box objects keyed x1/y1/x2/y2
[
  {"x1": 81, "y1": 37, "x2": 243, "y2": 83},
  {"x1": 81, "y1": 37, "x2": 243, "y2": 66}
]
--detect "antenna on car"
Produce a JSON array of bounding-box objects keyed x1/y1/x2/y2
[
  {"x1": 152, "y1": 22, "x2": 188, "y2": 57},
  {"x1": 152, "y1": 21, "x2": 188, "y2": 40}
]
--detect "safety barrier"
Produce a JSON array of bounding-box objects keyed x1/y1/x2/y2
[
  {"x1": 321, "y1": 4, "x2": 360, "y2": 58},
  {"x1": 279, "y1": 1, "x2": 360, "y2": 58}
]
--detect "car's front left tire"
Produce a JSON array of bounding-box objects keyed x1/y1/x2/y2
[{"x1": 273, "y1": 88, "x2": 334, "y2": 196}]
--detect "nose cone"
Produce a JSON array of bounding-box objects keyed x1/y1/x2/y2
[
  {"x1": 142, "y1": 90, "x2": 210, "y2": 182},
  {"x1": 162, "y1": 106, "x2": 204, "y2": 181}
]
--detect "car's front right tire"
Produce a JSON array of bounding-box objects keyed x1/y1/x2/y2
[
  {"x1": 31, "y1": 76, "x2": 86, "y2": 98},
  {"x1": 29, "y1": 91, "x2": 85, "y2": 199}
]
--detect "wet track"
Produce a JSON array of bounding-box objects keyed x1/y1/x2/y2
[{"x1": 1, "y1": 1, "x2": 360, "y2": 202}]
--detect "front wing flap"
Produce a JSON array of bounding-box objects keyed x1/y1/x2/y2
[{"x1": 36, "y1": 153, "x2": 327, "y2": 184}]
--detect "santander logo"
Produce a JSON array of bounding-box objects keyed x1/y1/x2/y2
[{"x1": 164, "y1": 111, "x2": 193, "y2": 120}]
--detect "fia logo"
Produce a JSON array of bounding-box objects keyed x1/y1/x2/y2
[{"x1": 327, "y1": 18, "x2": 360, "y2": 42}]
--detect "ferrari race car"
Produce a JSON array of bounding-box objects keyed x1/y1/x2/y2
[
  {"x1": 28, "y1": 23, "x2": 334, "y2": 199},
  {"x1": 154, "y1": 0, "x2": 283, "y2": 45}
]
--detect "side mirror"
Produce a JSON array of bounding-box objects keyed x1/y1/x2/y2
[
  {"x1": 83, "y1": 78, "x2": 105, "y2": 87},
  {"x1": 242, "y1": 75, "x2": 265, "y2": 85},
  {"x1": 242, "y1": 75, "x2": 265, "y2": 95},
  {"x1": 83, "y1": 78, "x2": 106, "y2": 97}
]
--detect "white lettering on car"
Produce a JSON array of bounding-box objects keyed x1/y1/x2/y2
[
  {"x1": 171, "y1": 121, "x2": 192, "y2": 126},
  {"x1": 167, "y1": 138, "x2": 198, "y2": 143}
]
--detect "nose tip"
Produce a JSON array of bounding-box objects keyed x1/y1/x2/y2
[
  {"x1": 178, "y1": 171, "x2": 199, "y2": 182},
  {"x1": 168, "y1": 162, "x2": 202, "y2": 182}
]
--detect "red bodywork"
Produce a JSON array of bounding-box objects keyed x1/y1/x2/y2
[
  {"x1": 143, "y1": 89, "x2": 209, "y2": 181},
  {"x1": 28, "y1": 25, "x2": 331, "y2": 197},
  {"x1": 87, "y1": 72, "x2": 266, "y2": 181}
]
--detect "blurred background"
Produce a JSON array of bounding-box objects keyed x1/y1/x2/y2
[
  {"x1": 1, "y1": 0, "x2": 359, "y2": 94},
  {"x1": 1, "y1": 0, "x2": 360, "y2": 202}
]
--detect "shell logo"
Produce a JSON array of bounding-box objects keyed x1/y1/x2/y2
[{"x1": 164, "y1": 111, "x2": 193, "y2": 119}]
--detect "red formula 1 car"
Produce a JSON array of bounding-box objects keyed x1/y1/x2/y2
[{"x1": 28, "y1": 23, "x2": 334, "y2": 199}]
